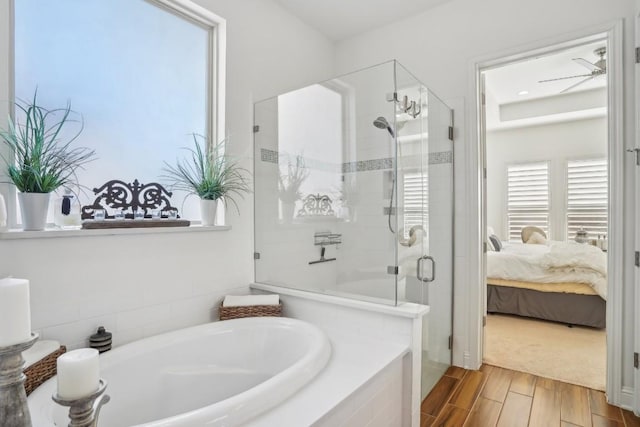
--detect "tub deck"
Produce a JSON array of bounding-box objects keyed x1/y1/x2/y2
[{"x1": 247, "y1": 328, "x2": 409, "y2": 426}]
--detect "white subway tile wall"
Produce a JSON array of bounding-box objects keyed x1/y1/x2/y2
[
  {"x1": 5, "y1": 231, "x2": 252, "y2": 349},
  {"x1": 315, "y1": 356, "x2": 405, "y2": 426}
]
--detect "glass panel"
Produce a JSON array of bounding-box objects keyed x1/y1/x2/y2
[
  {"x1": 422, "y1": 89, "x2": 455, "y2": 398},
  {"x1": 14, "y1": 0, "x2": 209, "y2": 222},
  {"x1": 254, "y1": 61, "x2": 399, "y2": 305},
  {"x1": 391, "y1": 61, "x2": 454, "y2": 397},
  {"x1": 394, "y1": 63, "x2": 426, "y2": 308}
]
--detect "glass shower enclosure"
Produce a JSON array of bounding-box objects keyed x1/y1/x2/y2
[{"x1": 253, "y1": 60, "x2": 454, "y2": 398}]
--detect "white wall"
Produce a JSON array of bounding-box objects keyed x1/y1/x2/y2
[
  {"x1": 334, "y1": 0, "x2": 637, "y2": 394},
  {"x1": 486, "y1": 117, "x2": 608, "y2": 241},
  {"x1": 0, "y1": 0, "x2": 335, "y2": 348}
]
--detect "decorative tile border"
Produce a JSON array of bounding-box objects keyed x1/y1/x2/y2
[
  {"x1": 342, "y1": 158, "x2": 394, "y2": 173},
  {"x1": 259, "y1": 148, "x2": 452, "y2": 172},
  {"x1": 430, "y1": 151, "x2": 452, "y2": 165},
  {"x1": 343, "y1": 152, "x2": 452, "y2": 172},
  {"x1": 260, "y1": 148, "x2": 341, "y2": 172},
  {"x1": 260, "y1": 148, "x2": 279, "y2": 164}
]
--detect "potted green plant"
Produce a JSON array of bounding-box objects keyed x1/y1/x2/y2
[
  {"x1": 0, "y1": 92, "x2": 95, "y2": 230},
  {"x1": 162, "y1": 135, "x2": 251, "y2": 226},
  {"x1": 278, "y1": 155, "x2": 309, "y2": 222}
]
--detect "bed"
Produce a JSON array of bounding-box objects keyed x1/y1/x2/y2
[{"x1": 486, "y1": 241, "x2": 607, "y2": 328}]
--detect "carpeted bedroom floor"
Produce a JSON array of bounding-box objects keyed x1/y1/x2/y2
[{"x1": 483, "y1": 313, "x2": 606, "y2": 390}]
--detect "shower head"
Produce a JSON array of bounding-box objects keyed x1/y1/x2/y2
[
  {"x1": 373, "y1": 116, "x2": 390, "y2": 129},
  {"x1": 373, "y1": 116, "x2": 395, "y2": 138}
]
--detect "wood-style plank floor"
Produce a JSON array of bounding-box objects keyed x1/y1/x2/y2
[{"x1": 421, "y1": 365, "x2": 640, "y2": 427}]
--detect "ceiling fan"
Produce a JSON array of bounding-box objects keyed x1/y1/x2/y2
[{"x1": 538, "y1": 47, "x2": 607, "y2": 93}]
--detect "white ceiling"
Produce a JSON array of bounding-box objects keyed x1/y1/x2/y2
[
  {"x1": 271, "y1": 2, "x2": 607, "y2": 129},
  {"x1": 485, "y1": 41, "x2": 606, "y2": 104},
  {"x1": 484, "y1": 40, "x2": 607, "y2": 130},
  {"x1": 273, "y1": 0, "x2": 452, "y2": 41}
]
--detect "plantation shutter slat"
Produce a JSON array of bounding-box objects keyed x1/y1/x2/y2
[
  {"x1": 567, "y1": 159, "x2": 608, "y2": 239},
  {"x1": 403, "y1": 172, "x2": 427, "y2": 240},
  {"x1": 507, "y1": 162, "x2": 549, "y2": 242}
]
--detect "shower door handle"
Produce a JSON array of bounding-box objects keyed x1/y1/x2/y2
[{"x1": 417, "y1": 255, "x2": 436, "y2": 283}]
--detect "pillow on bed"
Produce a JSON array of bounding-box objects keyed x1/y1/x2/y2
[
  {"x1": 486, "y1": 237, "x2": 495, "y2": 251},
  {"x1": 526, "y1": 231, "x2": 547, "y2": 245},
  {"x1": 486, "y1": 227, "x2": 497, "y2": 251},
  {"x1": 489, "y1": 235, "x2": 502, "y2": 251}
]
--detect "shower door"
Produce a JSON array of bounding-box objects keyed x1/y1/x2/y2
[
  {"x1": 395, "y1": 72, "x2": 454, "y2": 398},
  {"x1": 421, "y1": 91, "x2": 454, "y2": 398}
]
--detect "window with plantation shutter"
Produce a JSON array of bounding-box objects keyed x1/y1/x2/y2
[
  {"x1": 403, "y1": 172, "x2": 428, "y2": 240},
  {"x1": 507, "y1": 162, "x2": 550, "y2": 241},
  {"x1": 567, "y1": 159, "x2": 608, "y2": 239}
]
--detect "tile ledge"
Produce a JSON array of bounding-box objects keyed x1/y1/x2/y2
[
  {"x1": 0, "y1": 224, "x2": 231, "y2": 240},
  {"x1": 251, "y1": 282, "x2": 429, "y2": 319}
]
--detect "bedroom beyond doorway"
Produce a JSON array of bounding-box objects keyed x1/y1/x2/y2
[
  {"x1": 480, "y1": 38, "x2": 609, "y2": 390},
  {"x1": 484, "y1": 314, "x2": 606, "y2": 390}
]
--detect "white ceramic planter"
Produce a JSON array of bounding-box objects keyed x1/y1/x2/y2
[
  {"x1": 200, "y1": 198, "x2": 218, "y2": 226},
  {"x1": 18, "y1": 192, "x2": 50, "y2": 231},
  {"x1": 0, "y1": 193, "x2": 7, "y2": 231},
  {"x1": 281, "y1": 201, "x2": 295, "y2": 223}
]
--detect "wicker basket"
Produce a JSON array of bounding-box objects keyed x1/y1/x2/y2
[
  {"x1": 219, "y1": 303, "x2": 282, "y2": 321},
  {"x1": 24, "y1": 345, "x2": 66, "y2": 396}
]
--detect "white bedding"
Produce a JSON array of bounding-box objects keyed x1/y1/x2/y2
[{"x1": 487, "y1": 242, "x2": 607, "y2": 299}]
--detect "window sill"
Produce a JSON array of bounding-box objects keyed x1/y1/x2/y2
[{"x1": 0, "y1": 224, "x2": 231, "y2": 240}]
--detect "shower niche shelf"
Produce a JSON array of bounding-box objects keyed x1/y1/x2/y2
[{"x1": 314, "y1": 231, "x2": 342, "y2": 246}]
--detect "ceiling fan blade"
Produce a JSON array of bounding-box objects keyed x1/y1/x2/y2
[
  {"x1": 573, "y1": 58, "x2": 599, "y2": 71},
  {"x1": 560, "y1": 76, "x2": 594, "y2": 93},
  {"x1": 538, "y1": 74, "x2": 593, "y2": 83}
]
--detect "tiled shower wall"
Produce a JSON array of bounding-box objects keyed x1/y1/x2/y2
[
  {"x1": 254, "y1": 65, "x2": 453, "y2": 309},
  {"x1": 254, "y1": 146, "x2": 453, "y2": 303}
]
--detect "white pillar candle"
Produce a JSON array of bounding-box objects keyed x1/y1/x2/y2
[
  {"x1": 0, "y1": 278, "x2": 31, "y2": 346},
  {"x1": 56, "y1": 348, "x2": 100, "y2": 400}
]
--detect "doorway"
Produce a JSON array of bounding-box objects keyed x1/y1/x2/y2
[{"x1": 475, "y1": 27, "x2": 624, "y2": 399}]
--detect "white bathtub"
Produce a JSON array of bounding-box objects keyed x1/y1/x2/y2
[{"x1": 28, "y1": 317, "x2": 331, "y2": 426}]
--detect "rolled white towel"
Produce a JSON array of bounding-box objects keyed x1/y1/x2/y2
[{"x1": 222, "y1": 294, "x2": 280, "y2": 307}]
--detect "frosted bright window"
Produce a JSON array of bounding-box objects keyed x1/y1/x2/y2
[
  {"x1": 14, "y1": 0, "x2": 209, "y2": 221},
  {"x1": 277, "y1": 84, "x2": 343, "y2": 219}
]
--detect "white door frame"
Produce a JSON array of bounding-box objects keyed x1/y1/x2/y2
[
  {"x1": 634, "y1": 9, "x2": 640, "y2": 417},
  {"x1": 466, "y1": 20, "x2": 624, "y2": 404}
]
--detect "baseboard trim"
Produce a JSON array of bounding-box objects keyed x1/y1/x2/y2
[
  {"x1": 618, "y1": 386, "x2": 634, "y2": 411},
  {"x1": 463, "y1": 351, "x2": 471, "y2": 370}
]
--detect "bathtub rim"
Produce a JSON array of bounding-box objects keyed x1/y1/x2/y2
[{"x1": 28, "y1": 316, "x2": 331, "y2": 427}]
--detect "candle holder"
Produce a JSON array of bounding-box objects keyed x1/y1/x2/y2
[
  {"x1": 0, "y1": 333, "x2": 39, "y2": 427},
  {"x1": 52, "y1": 379, "x2": 110, "y2": 427}
]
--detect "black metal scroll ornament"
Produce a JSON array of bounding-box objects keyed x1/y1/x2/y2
[
  {"x1": 81, "y1": 179, "x2": 178, "y2": 219},
  {"x1": 297, "y1": 194, "x2": 335, "y2": 217}
]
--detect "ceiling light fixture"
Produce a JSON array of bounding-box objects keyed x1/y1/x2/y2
[{"x1": 518, "y1": 90, "x2": 529, "y2": 96}]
